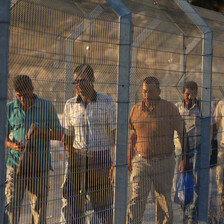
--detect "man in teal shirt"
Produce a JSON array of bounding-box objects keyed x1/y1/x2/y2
[{"x1": 5, "y1": 75, "x2": 62, "y2": 224}]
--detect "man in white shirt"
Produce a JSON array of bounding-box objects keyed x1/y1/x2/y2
[
  {"x1": 62, "y1": 64, "x2": 116, "y2": 224},
  {"x1": 174, "y1": 81, "x2": 201, "y2": 223},
  {"x1": 174, "y1": 81, "x2": 216, "y2": 223}
]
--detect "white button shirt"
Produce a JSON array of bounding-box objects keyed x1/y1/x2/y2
[
  {"x1": 175, "y1": 101, "x2": 201, "y2": 150},
  {"x1": 174, "y1": 100, "x2": 215, "y2": 150},
  {"x1": 63, "y1": 93, "x2": 116, "y2": 152}
]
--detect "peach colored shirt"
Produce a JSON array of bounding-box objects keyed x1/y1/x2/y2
[{"x1": 129, "y1": 99, "x2": 185, "y2": 158}]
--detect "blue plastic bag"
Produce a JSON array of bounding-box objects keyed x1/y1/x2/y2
[{"x1": 174, "y1": 172, "x2": 194, "y2": 206}]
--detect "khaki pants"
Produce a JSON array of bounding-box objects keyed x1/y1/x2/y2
[
  {"x1": 216, "y1": 146, "x2": 224, "y2": 195},
  {"x1": 127, "y1": 154, "x2": 175, "y2": 224},
  {"x1": 5, "y1": 166, "x2": 49, "y2": 224}
]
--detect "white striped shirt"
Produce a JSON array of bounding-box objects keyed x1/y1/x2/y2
[
  {"x1": 63, "y1": 93, "x2": 116, "y2": 151},
  {"x1": 175, "y1": 101, "x2": 201, "y2": 150},
  {"x1": 174, "y1": 100, "x2": 215, "y2": 150}
]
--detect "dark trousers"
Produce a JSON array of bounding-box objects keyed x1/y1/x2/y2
[{"x1": 63, "y1": 150, "x2": 113, "y2": 224}]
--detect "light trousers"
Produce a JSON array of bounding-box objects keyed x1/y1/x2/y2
[
  {"x1": 127, "y1": 154, "x2": 175, "y2": 224},
  {"x1": 5, "y1": 166, "x2": 49, "y2": 224}
]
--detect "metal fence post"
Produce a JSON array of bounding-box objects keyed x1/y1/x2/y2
[
  {"x1": 0, "y1": 0, "x2": 11, "y2": 222},
  {"x1": 199, "y1": 29, "x2": 213, "y2": 224},
  {"x1": 175, "y1": 1, "x2": 213, "y2": 223},
  {"x1": 106, "y1": 0, "x2": 131, "y2": 223}
]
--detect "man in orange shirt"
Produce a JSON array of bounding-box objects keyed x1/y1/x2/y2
[{"x1": 127, "y1": 76, "x2": 189, "y2": 224}]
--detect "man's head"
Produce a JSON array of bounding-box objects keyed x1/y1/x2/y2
[
  {"x1": 142, "y1": 76, "x2": 161, "y2": 102},
  {"x1": 182, "y1": 81, "x2": 198, "y2": 109},
  {"x1": 72, "y1": 64, "x2": 95, "y2": 99},
  {"x1": 13, "y1": 75, "x2": 34, "y2": 108}
]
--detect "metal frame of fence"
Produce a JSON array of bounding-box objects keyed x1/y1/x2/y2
[
  {"x1": 0, "y1": 0, "x2": 11, "y2": 223},
  {"x1": 105, "y1": 1, "x2": 131, "y2": 223},
  {"x1": 1, "y1": 0, "x2": 224, "y2": 223}
]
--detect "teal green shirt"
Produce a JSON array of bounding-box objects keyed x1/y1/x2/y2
[{"x1": 6, "y1": 94, "x2": 61, "y2": 171}]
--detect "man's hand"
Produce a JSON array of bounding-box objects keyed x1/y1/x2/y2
[
  {"x1": 108, "y1": 164, "x2": 115, "y2": 185},
  {"x1": 65, "y1": 149, "x2": 73, "y2": 158},
  {"x1": 62, "y1": 133, "x2": 74, "y2": 158},
  {"x1": 25, "y1": 127, "x2": 45, "y2": 140},
  {"x1": 179, "y1": 159, "x2": 191, "y2": 172},
  {"x1": 13, "y1": 141, "x2": 25, "y2": 152}
]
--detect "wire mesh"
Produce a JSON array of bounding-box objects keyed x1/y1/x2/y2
[{"x1": 3, "y1": 0, "x2": 224, "y2": 223}]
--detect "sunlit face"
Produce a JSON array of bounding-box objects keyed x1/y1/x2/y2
[
  {"x1": 73, "y1": 73, "x2": 94, "y2": 99},
  {"x1": 142, "y1": 82, "x2": 160, "y2": 101},
  {"x1": 15, "y1": 89, "x2": 34, "y2": 108},
  {"x1": 183, "y1": 88, "x2": 197, "y2": 107}
]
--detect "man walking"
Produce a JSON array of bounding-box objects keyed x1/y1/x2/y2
[
  {"x1": 62, "y1": 64, "x2": 116, "y2": 224},
  {"x1": 127, "y1": 76, "x2": 189, "y2": 224},
  {"x1": 5, "y1": 75, "x2": 62, "y2": 224},
  {"x1": 175, "y1": 81, "x2": 215, "y2": 223},
  {"x1": 174, "y1": 81, "x2": 201, "y2": 223}
]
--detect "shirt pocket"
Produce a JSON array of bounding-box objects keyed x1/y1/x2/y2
[
  {"x1": 70, "y1": 112, "x2": 85, "y2": 129},
  {"x1": 12, "y1": 121, "x2": 25, "y2": 142},
  {"x1": 9, "y1": 112, "x2": 24, "y2": 130},
  {"x1": 89, "y1": 108, "x2": 106, "y2": 126}
]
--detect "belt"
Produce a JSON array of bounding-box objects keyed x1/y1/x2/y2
[
  {"x1": 73, "y1": 148, "x2": 110, "y2": 157},
  {"x1": 137, "y1": 153, "x2": 173, "y2": 161}
]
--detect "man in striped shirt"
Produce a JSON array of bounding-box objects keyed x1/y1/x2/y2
[{"x1": 62, "y1": 64, "x2": 116, "y2": 224}]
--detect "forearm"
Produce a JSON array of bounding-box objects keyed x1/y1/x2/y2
[
  {"x1": 179, "y1": 130, "x2": 189, "y2": 161},
  {"x1": 128, "y1": 131, "x2": 137, "y2": 164},
  {"x1": 62, "y1": 133, "x2": 74, "y2": 158},
  {"x1": 128, "y1": 145, "x2": 135, "y2": 165},
  {"x1": 37, "y1": 129, "x2": 63, "y2": 141},
  {"x1": 112, "y1": 129, "x2": 116, "y2": 165}
]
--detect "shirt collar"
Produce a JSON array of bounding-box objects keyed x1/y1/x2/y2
[
  {"x1": 184, "y1": 98, "x2": 199, "y2": 110},
  {"x1": 141, "y1": 97, "x2": 161, "y2": 112},
  {"x1": 76, "y1": 91, "x2": 97, "y2": 103},
  {"x1": 13, "y1": 94, "x2": 39, "y2": 109}
]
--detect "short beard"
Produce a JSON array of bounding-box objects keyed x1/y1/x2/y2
[{"x1": 185, "y1": 99, "x2": 193, "y2": 109}]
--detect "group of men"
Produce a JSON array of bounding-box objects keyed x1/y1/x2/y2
[{"x1": 3, "y1": 64, "x2": 224, "y2": 224}]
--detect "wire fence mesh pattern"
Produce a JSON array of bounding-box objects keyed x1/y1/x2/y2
[{"x1": 2, "y1": 0, "x2": 224, "y2": 223}]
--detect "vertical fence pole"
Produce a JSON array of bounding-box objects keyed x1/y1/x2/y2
[
  {"x1": 0, "y1": 0, "x2": 10, "y2": 222},
  {"x1": 175, "y1": 1, "x2": 213, "y2": 223},
  {"x1": 106, "y1": 0, "x2": 131, "y2": 223},
  {"x1": 199, "y1": 29, "x2": 213, "y2": 224}
]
